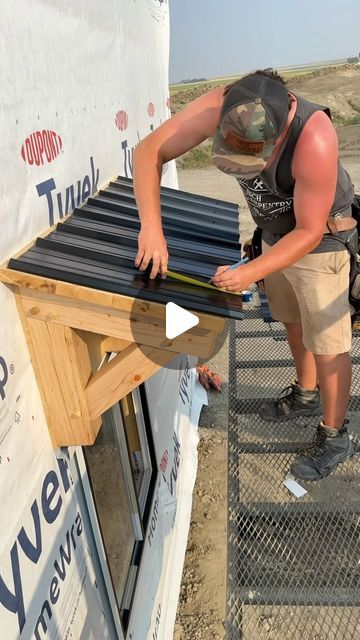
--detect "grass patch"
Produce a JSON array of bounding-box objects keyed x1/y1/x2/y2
[
  {"x1": 176, "y1": 144, "x2": 213, "y2": 169},
  {"x1": 348, "y1": 99, "x2": 360, "y2": 115},
  {"x1": 333, "y1": 113, "x2": 360, "y2": 126},
  {"x1": 170, "y1": 70, "x2": 316, "y2": 93},
  {"x1": 333, "y1": 99, "x2": 360, "y2": 126},
  {"x1": 170, "y1": 76, "x2": 241, "y2": 94},
  {"x1": 169, "y1": 67, "x2": 335, "y2": 95}
]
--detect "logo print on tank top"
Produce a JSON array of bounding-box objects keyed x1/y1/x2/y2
[{"x1": 238, "y1": 176, "x2": 293, "y2": 221}]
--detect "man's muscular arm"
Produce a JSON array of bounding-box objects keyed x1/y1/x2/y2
[
  {"x1": 133, "y1": 86, "x2": 224, "y2": 278},
  {"x1": 213, "y1": 111, "x2": 339, "y2": 291}
]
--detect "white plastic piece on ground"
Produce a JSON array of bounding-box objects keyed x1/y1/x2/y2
[{"x1": 283, "y1": 473, "x2": 308, "y2": 498}]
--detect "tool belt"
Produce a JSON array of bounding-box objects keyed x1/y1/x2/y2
[
  {"x1": 325, "y1": 204, "x2": 360, "y2": 321},
  {"x1": 326, "y1": 214, "x2": 357, "y2": 235}
]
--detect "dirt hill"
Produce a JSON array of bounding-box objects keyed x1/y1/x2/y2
[
  {"x1": 171, "y1": 65, "x2": 360, "y2": 164},
  {"x1": 289, "y1": 65, "x2": 360, "y2": 156}
]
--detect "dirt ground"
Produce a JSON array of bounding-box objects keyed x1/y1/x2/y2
[{"x1": 173, "y1": 66, "x2": 360, "y2": 640}]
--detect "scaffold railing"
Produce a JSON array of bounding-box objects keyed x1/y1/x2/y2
[{"x1": 227, "y1": 290, "x2": 360, "y2": 640}]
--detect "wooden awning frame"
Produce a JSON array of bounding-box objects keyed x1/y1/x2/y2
[{"x1": 1, "y1": 266, "x2": 226, "y2": 447}]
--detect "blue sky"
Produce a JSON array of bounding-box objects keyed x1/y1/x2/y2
[{"x1": 169, "y1": 0, "x2": 360, "y2": 83}]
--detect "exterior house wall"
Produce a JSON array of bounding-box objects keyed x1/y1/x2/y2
[{"x1": 0, "y1": 3, "x2": 201, "y2": 638}]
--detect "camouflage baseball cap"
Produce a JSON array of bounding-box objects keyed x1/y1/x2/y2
[{"x1": 212, "y1": 73, "x2": 289, "y2": 179}]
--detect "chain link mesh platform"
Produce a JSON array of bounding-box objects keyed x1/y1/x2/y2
[{"x1": 227, "y1": 290, "x2": 360, "y2": 640}]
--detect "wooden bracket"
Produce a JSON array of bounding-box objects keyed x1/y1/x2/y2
[{"x1": 1, "y1": 268, "x2": 226, "y2": 447}]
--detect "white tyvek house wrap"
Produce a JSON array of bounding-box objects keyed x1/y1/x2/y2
[
  {"x1": 0, "y1": 1, "x2": 199, "y2": 639},
  {"x1": 129, "y1": 358, "x2": 207, "y2": 640},
  {"x1": 2, "y1": 0, "x2": 176, "y2": 257}
]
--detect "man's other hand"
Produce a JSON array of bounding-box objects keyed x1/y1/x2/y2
[{"x1": 211, "y1": 264, "x2": 253, "y2": 292}]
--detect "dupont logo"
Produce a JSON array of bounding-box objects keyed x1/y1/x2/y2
[
  {"x1": 21, "y1": 130, "x2": 63, "y2": 166},
  {"x1": 115, "y1": 110, "x2": 129, "y2": 131},
  {"x1": 147, "y1": 102, "x2": 155, "y2": 117}
]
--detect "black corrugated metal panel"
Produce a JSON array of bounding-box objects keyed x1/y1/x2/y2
[
  {"x1": 113, "y1": 175, "x2": 238, "y2": 214},
  {"x1": 8, "y1": 179, "x2": 243, "y2": 319}
]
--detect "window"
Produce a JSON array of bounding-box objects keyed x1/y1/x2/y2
[{"x1": 83, "y1": 387, "x2": 155, "y2": 631}]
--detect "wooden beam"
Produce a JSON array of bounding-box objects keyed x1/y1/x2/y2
[
  {"x1": 26, "y1": 319, "x2": 101, "y2": 447},
  {"x1": 72, "y1": 332, "x2": 133, "y2": 367},
  {"x1": 101, "y1": 336, "x2": 133, "y2": 354},
  {"x1": 74, "y1": 330, "x2": 107, "y2": 372},
  {"x1": 12, "y1": 291, "x2": 68, "y2": 446},
  {"x1": 0, "y1": 268, "x2": 58, "y2": 292},
  {"x1": 3, "y1": 263, "x2": 229, "y2": 448},
  {"x1": 85, "y1": 343, "x2": 176, "y2": 420},
  {"x1": 19, "y1": 288, "x2": 222, "y2": 359},
  {"x1": 2, "y1": 269, "x2": 231, "y2": 331}
]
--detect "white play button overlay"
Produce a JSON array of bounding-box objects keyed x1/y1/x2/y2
[
  {"x1": 130, "y1": 289, "x2": 230, "y2": 369},
  {"x1": 165, "y1": 302, "x2": 199, "y2": 339}
]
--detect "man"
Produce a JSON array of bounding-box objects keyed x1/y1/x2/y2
[{"x1": 133, "y1": 68, "x2": 356, "y2": 481}]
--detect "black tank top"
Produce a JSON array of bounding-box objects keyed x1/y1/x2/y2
[{"x1": 236, "y1": 95, "x2": 354, "y2": 252}]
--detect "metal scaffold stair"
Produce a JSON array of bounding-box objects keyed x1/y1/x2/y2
[{"x1": 227, "y1": 291, "x2": 360, "y2": 640}]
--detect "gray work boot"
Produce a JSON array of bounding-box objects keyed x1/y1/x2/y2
[
  {"x1": 290, "y1": 421, "x2": 354, "y2": 482},
  {"x1": 259, "y1": 380, "x2": 321, "y2": 421}
]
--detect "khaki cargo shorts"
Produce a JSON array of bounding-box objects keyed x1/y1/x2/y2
[{"x1": 262, "y1": 242, "x2": 352, "y2": 355}]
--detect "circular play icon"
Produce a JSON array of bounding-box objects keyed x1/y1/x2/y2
[
  {"x1": 128, "y1": 282, "x2": 235, "y2": 371},
  {"x1": 165, "y1": 302, "x2": 199, "y2": 339}
]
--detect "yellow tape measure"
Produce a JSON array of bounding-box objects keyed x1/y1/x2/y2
[{"x1": 166, "y1": 270, "x2": 241, "y2": 296}]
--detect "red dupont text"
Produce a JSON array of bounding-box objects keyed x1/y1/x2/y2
[{"x1": 21, "y1": 130, "x2": 63, "y2": 166}]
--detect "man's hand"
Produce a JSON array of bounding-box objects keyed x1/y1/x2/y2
[
  {"x1": 211, "y1": 264, "x2": 253, "y2": 292},
  {"x1": 135, "y1": 226, "x2": 169, "y2": 279}
]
